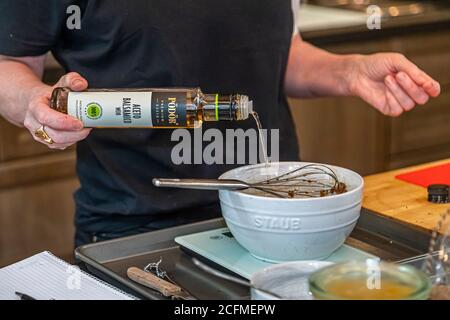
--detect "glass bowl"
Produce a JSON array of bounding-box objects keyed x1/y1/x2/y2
[{"x1": 308, "y1": 259, "x2": 432, "y2": 300}]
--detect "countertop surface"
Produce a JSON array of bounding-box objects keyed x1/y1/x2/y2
[{"x1": 363, "y1": 159, "x2": 450, "y2": 234}]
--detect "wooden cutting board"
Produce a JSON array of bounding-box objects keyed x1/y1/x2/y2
[{"x1": 363, "y1": 159, "x2": 450, "y2": 234}]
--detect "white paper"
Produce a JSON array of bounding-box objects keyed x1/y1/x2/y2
[{"x1": 0, "y1": 251, "x2": 136, "y2": 300}]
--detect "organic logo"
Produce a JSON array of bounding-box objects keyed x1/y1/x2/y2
[{"x1": 86, "y1": 102, "x2": 102, "y2": 120}]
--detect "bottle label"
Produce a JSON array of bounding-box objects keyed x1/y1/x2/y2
[
  {"x1": 67, "y1": 91, "x2": 187, "y2": 127},
  {"x1": 151, "y1": 92, "x2": 187, "y2": 127}
]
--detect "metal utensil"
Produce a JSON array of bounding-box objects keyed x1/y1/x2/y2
[
  {"x1": 153, "y1": 178, "x2": 287, "y2": 198},
  {"x1": 153, "y1": 164, "x2": 346, "y2": 199},
  {"x1": 153, "y1": 178, "x2": 249, "y2": 191}
]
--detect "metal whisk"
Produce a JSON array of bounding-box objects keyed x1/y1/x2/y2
[
  {"x1": 153, "y1": 164, "x2": 346, "y2": 199},
  {"x1": 251, "y1": 163, "x2": 346, "y2": 198}
]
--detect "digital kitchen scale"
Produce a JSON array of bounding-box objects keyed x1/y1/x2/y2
[{"x1": 175, "y1": 228, "x2": 376, "y2": 280}]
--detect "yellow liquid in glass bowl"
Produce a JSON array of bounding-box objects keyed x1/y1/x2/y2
[
  {"x1": 323, "y1": 278, "x2": 417, "y2": 300},
  {"x1": 309, "y1": 261, "x2": 432, "y2": 300}
]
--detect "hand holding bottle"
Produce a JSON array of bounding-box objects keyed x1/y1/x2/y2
[{"x1": 23, "y1": 72, "x2": 91, "y2": 149}]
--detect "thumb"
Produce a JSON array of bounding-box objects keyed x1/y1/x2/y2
[{"x1": 54, "y1": 72, "x2": 88, "y2": 91}]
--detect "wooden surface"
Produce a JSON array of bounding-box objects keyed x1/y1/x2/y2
[
  {"x1": 0, "y1": 67, "x2": 78, "y2": 267},
  {"x1": 0, "y1": 150, "x2": 76, "y2": 190},
  {"x1": 363, "y1": 159, "x2": 450, "y2": 233},
  {"x1": 0, "y1": 177, "x2": 79, "y2": 267}
]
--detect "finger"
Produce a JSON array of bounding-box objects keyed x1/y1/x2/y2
[
  {"x1": 393, "y1": 54, "x2": 433, "y2": 85},
  {"x1": 395, "y1": 72, "x2": 429, "y2": 105},
  {"x1": 385, "y1": 90, "x2": 404, "y2": 117},
  {"x1": 393, "y1": 54, "x2": 440, "y2": 97},
  {"x1": 384, "y1": 75, "x2": 415, "y2": 111},
  {"x1": 44, "y1": 126, "x2": 91, "y2": 144},
  {"x1": 31, "y1": 100, "x2": 83, "y2": 131},
  {"x1": 24, "y1": 115, "x2": 75, "y2": 150},
  {"x1": 54, "y1": 72, "x2": 88, "y2": 91},
  {"x1": 423, "y1": 80, "x2": 441, "y2": 98}
]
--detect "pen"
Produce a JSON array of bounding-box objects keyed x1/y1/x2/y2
[{"x1": 15, "y1": 291, "x2": 36, "y2": 300}]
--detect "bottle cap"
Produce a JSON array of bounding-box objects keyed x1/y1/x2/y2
[
  {"x1": 235, "y1": 95, "x2": 252, "y2": 120},
  {"x1": 427, "y1": 184, "x2": 449, "y2": 204}
]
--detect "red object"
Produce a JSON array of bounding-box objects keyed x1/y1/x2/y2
[{"x1": 395, "y1": 162, "x2": 450, "y2": 188}]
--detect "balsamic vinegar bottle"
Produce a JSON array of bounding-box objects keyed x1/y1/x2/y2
[{"x1": 50, "y1": 87, "x2": 253, "y2": 128}]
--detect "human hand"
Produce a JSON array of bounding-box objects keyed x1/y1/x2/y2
[
  {"x1": 347, "y1": 53, "x2": 441, "y2": 116},
  {"x1": 24, "y1": 72, "x2": 91, "y2": 149}
]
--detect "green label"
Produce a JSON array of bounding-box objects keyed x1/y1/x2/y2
[{"x1": 86, "y1": 102, "x2": 102, "y2": 120}]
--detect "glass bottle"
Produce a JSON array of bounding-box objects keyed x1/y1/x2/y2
[{"x1": 50, "y1": 87, "x2": 253, "y2": 128}]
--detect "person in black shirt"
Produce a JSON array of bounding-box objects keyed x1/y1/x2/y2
[{"x1": 0, "y1": 1, "x2": 441, "y2": 246}]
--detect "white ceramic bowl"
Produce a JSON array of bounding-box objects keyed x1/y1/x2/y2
[{"x1": 218, "y1": 162, "x2": 364, "y2": 262}]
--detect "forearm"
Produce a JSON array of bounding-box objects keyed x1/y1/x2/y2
[
  {"x1": 284, "y1": 35, "x2": 358, "y2": 98},
  {"x1": 0, "y1": 55, "x2": 48, "y2": 127}
]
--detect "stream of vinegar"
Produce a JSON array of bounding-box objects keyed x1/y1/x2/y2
[{"x1": 251, "y1": 111, "x2": 269, "y2": 166}]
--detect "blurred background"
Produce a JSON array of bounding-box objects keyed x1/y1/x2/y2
[{"x1": 1, "y1": 0, "x2": 449, "y2": 266}]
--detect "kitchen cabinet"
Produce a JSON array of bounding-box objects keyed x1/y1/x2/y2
[
  {"x1": 0, "y1": 178, "x2": 78, "y2": 266},
  {"x1": 289, "y1": 28, "x2": 450, "y2": 175},
  {"x1": 0, "y1": 65, "x2": 77, "y2": 267}
]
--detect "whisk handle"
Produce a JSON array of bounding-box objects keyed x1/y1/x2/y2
[{"x1": 152, "y1": 178, "x2": 248, "y2": 191}]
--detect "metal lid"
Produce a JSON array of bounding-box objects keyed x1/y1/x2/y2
[{"x1": 427, "y1": 184, "x2": 449, "y2": 204}]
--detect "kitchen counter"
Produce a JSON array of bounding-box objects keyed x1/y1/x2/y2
[
  {"x1": 76, "y1": 210, "x2": 432, "y2": 300},
  {"x1": 71, "y1": 160, "x2": 449, "y2": 299},
  {"x1": 363, "y1": 158, "x2": 450, "y2": 234}
]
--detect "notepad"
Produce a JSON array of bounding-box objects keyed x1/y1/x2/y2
[{"x1": 0, "y1": 251, "x2": 136, "y2": 300}]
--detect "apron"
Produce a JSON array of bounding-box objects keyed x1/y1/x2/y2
[{"x1": 51, "y1": 0, "x2": 299, "y2": 244}]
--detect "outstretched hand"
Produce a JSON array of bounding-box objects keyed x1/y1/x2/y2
[{"x1": 348, "y1": 53, "x2": 441, "y2": 116}]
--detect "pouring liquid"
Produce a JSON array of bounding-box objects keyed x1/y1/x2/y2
[{"x1": 251, "y1": 111, "x2": 269, "y2": 166}]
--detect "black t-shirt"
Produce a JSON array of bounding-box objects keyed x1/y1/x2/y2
[{"x1": 0, "y1": 0, "x2": 299, "y2": 235}]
